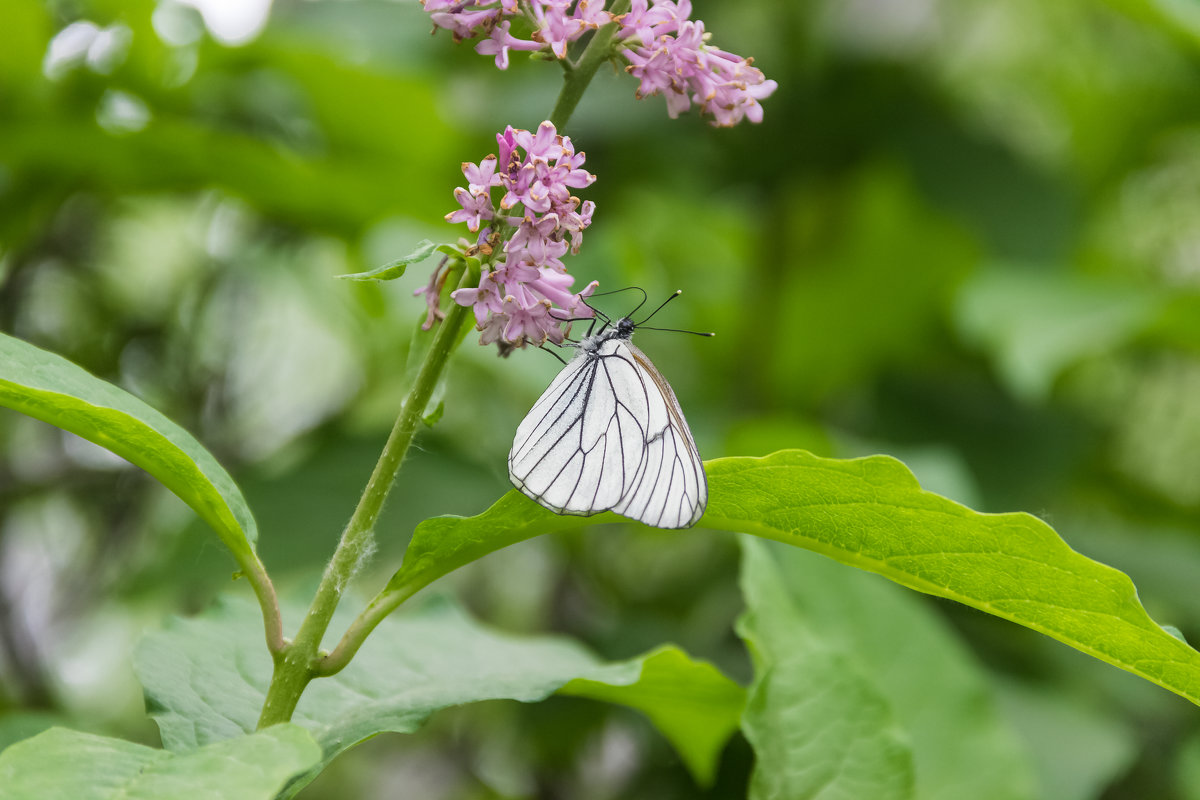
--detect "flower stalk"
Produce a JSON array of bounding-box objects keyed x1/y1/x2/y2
[
  {"x1": 259, "y1": 0, "x2": 753, "y2": 717},
  {"x1": 309, "y1": 67, "x2": 623, "y2": 680},
  {"x1": 256, "y1": 268, "x2": 477, "y2": 729}
]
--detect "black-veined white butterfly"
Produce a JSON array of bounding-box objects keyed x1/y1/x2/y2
[{"x1": 508, "y1": 291, "x2": 708, "y2": 529}]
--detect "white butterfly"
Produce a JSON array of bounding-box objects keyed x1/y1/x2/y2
[{"x1": 508, "y1": 299, "x2": 707, "y2": 529}]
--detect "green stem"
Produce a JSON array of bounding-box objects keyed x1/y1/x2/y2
[
  {"x1": 258, "y1": 8, "x2": 629, "y2": 713},
  {"x1": 548, "y1": 0, "x2": 630, "y2": 130},
  {"x1": 242, "y1": 553, "x2": 285, "y2": 655},
  {"x1": 256, "y1": 268, "x2": 477, "y2": 728},
  {"x1": 313, "y1": 583, "x2": 420, "y2": 676},
  {"x1": 314, "y1": 8, "x2": 636, "y2": 679}
]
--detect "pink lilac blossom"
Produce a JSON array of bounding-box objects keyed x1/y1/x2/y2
[
  {"x1": 417, "y1": 121, "x2": 599, "y2": 350},
  {"x1": 618, "y1": 1, "x2": 777, "y2": 126},
  {"x1": 419, "y1": 0, "x2": 775, "y2": 127}
]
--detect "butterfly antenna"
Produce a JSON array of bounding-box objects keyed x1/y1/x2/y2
[
  {"x1": 591, "y1": 286, "x2": 649, "y2": 317},
  {"x1": 636, "y1": 289, "x2": 683, "y2": 325},
  {"x1": 576, "y1": 294, "x2": 613, "y2": 336},
  {"x1": 636, "y1": 326, "x2": 715, "y2": 337},
  {"x1": 538, "y1": 344, "x2": 569, "y2": 365}
]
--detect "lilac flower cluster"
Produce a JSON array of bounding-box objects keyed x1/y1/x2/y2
[
  {"x1": 620, "y1": 1, "x2": 777, "y2": 126},
  {"x1": 419, "y1": 0, "x2": 776, "y2": 127},
  {"x1": 419, "y1": 121, "x2": 599, "y2": 349}
]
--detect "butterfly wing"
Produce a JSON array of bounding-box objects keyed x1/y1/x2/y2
[
  {"x1": 509, "y1": 341, "x2": 648, "y2": 517},
  {"x1": 508, "y1": 338, "x2": 707, "y2": 529},
  {"x1": 608, "y1": 340, "x2": 707, "y2": 529}
]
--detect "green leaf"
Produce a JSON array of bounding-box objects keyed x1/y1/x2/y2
[
  {"x1": 0, "y1": 712, "x2": 63, "y2": 754},
  {"x1": 560, "y1": 646, "x2": 746, "y2": 786},
  {"x1": 394, "y1": 450, "x2": 1200, "y2": 707},
  {"x1": 0, "y1": 725, "x2": 320, "y2": 800},
  {"x1": 385, "y1": 491, "x2": 611, "y2": 599},
  {"x1": 955, "y1": 269, "x2": 1163, "y2": 400},
  {"x1": 745, "y1": 540, "x2": 1037, "y2": 800},
  {"x1": 335, "y1": 239, "x2": 436, "y2": 281},
  {"x1": 1101, "y1": 0, "x2": 1200, "y2": 50},
  {"x1": 737, "y1": 538, "x2": 914, "y2": 800},
  {"x1": 0, "y1": 333, "x2": 258, "y2": 557},
  {"x1": 995, "y1": 681, "x2": 1136, "y2": 800},
  {"x1": 705, "y1": 451, "x2": 1200, "y2": 707},
  {"x1": 134, "y1": 595, "x2": 743, "y2": 792}
]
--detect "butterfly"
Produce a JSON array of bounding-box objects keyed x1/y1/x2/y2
[{"x1": 508, "y1": 291, "x2": 708, "y2": 529}]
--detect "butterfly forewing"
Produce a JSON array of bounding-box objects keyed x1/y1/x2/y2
[
  {"x1": 509, "y1": 332, "x2": 707, "y2": 529},
  {"x1": 510, "y1": 346, "x2": 632, "y2": 515}
]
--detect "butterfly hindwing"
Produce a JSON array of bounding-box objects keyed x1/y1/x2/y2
[
  {"x1": 610, "y1": 342, "x2": 706, "y2": 528},
  {"x1": 509, "y1": 334, "x2": 707, "y2": 529}
]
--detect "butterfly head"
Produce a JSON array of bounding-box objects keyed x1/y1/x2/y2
[{"x1": 614, "y1": 317, "x2": 636, "y2": 340}]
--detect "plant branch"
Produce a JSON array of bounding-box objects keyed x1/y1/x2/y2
[
  {"x1": 258, "y1": 6, "x2": 630, "y2": 710},
  {"x1": 313, "y1": 583, "x2": 422, "y2": 676},
  {"x1": 317, "y1": 10, "x2": 634, "y2": 678},
  {"x1": 256, "y1": 268, "x2": 477, "y2": 728}
]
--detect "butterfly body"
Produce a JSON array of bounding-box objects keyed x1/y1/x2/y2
[{"x1": 509, "y1": 316, "x2": 707, "y2": 529}]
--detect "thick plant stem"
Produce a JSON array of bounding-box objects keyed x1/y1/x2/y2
[
  {"x1": 548, "y1": 0, "x2": 630, "y2": 130},
  {"x1": 256, "y1": 271, "x2": 476, "y2": 728}
]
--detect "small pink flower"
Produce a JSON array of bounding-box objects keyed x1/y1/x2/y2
[
  {"x1": 477, "y1": 311, "x2": 509, "y2": 346},
  {"x1": 463, "y1": 155, "x2": 499, "y2": 194},
  {"x1": 530, "y1": 3, "x2": 578, "y2": 60},
  {"x1": 535, "y1": 269, "x2": 597, "y2": 314},
  {"x1": 559, "y1": 199, "x2": 594, "y2": 252},
  {"x1": 514, "y1": 120, "x2": 564, "y2": 163},
  {"x1": 475, "y1": 20, "x2": 540, "y2": 70},
  {"x1": 496, "y1": 126, "x2": 520, "y2": 173},
  {"x1": 492, "y1": 259, "x2": 542, "y2": 285},
  {"x1": 427, "y1": 7, "x2": 500, "y2": 41},
  {"x1": 573, "y1": 0, "x2": 610, "y2": 29},
  {"x1": 451, "y1": 267, "x2": 505, "y2": 325},
  {"x1": 501, "y1": 290, "x2": 566, "y2": 345},
  {"x1": 445, "y1": 186, "x2": 493, "y2": 232},
  {"x1": 618, "y1": 0, "x2": 688, "y2": 41}
]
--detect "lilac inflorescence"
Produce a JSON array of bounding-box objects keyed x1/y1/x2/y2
[
  {"x1": 422, "y1": 121, "x2": 599, "y2": 350},
  {"x1": 419, "y1": 0, "x2": 777, "y2": 127}
]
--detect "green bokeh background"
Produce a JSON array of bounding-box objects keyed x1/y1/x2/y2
[{"x1": 4, "y1": 0, "x2": 1200, "y2": 796}]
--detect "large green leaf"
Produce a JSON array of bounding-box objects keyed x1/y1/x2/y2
[
  {"x1": 559, "y1": 647, "x2": 746, "y2": 785},
  {"x1": 738, "y1": 538, "x2": 914, "y2": 800},
  {"x1": 0, "y1": 332, "x2": 257, "y2": 558},
  {"x1": 995, "y1": 681, "x2": 1136, "y2": 800},
  {"x1": 1103, "y1": 0, "x2": 1200, "y2": 49},
  {"x1": 706, "y1": 451, "x2": 1200, "y2": 706},
  {"x1": 0, "y1": 725, "x2": 320, "y2": 800},
  {"x1": 955, "y1": 269, "x2": 1163, "y2": 401},
  {"x1": 134, "y1": 595, "x2": 743, "y2": 792},
  {"x1": 391, "y1": 450, "x2": 1200, "y2": 706},
  {"x1": 744, "y1": 539, "x2": 1038, "y2": 800},
  {"x1": 384, "y1": 490, "x2": 609, "y2": 599}
]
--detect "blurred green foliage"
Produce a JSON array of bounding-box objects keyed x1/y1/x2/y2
[{"x1": 5, "y1": 0, "x2": 1200, "y2": 797}]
